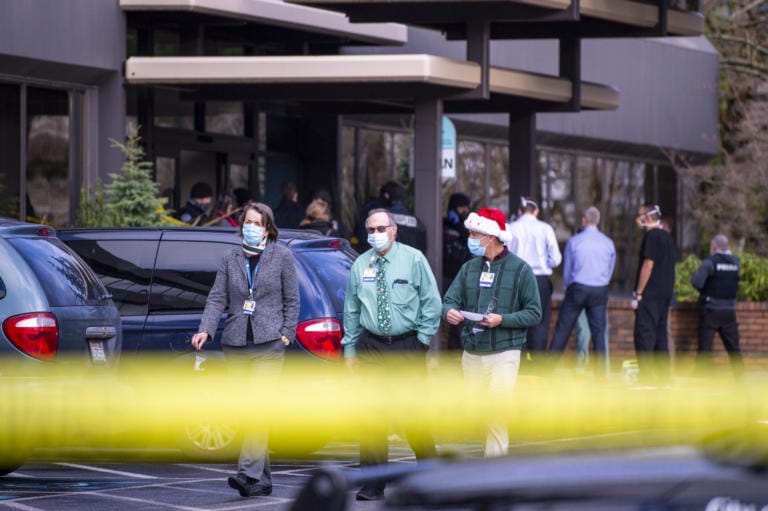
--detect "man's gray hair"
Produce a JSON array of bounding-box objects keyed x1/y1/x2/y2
[
  {"x1": 366, "y1": 208, "x2": 395, "y2": 227},
  {"x1": 712, "y1": 234, "x2": 729, "y2": 251},
  {"x1": 584, "y1": 206, "x2": 600, "y2": 226}
]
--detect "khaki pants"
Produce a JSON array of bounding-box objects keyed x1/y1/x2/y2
[{"x1": 461, "y1": 349, "x2": 520, "y2": 457}]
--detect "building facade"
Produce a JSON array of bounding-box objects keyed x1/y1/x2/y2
[{"x1": 0, "y1": 0, "x2": 718, "y2": 293}]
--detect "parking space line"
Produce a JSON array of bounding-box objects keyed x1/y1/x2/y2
[
  {"x1": 0, "y1": 500, "x2": 45, "y2": 511},
  {"x1": 173, "y1": 464, "x2": 234, "y2": 474},
  {"x1": 54, "y1": 463, "x2": 159, "y2": 479}
]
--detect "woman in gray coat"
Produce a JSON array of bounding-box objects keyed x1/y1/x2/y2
[{"x1": 191, "y1": 201, "x2": 299, "y2": 498}]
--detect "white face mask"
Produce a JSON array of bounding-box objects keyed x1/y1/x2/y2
[{"x1": 367, "y1": 231, "x2": 390, "y2": 252}]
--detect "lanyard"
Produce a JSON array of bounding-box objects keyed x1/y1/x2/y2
[{"x1": 245, "y1": 257, "x2": 261, "y2": 297}]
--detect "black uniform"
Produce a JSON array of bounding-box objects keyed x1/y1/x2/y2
[
  {"x1": 691, "y1": 251, "x2": 743, "y2": 375},
  {"x1": 633, "y1": 227, "x2": 676, "y2": 383}
]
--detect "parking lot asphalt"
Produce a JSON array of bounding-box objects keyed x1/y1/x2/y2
[{"x1": 0, "y1": 440, "x2": 484, "y2": 511}]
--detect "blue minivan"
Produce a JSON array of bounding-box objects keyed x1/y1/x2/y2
[
  {"x1": 0, "y1": 219, "x2": 122, "y2": 474},
  {"x1": 58, "y1": 226, "x2": 356, "y2": 457}
]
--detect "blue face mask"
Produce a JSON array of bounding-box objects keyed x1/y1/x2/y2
[
  {"x1": 467, "y1": 237, "x2": 486, "y2": 257},
  {"x1": 242, "y1": 224, "x2": 265, "y2": 246},
  {"x1": 367, "y1": 231, "x2": 390, "y2": 252}
]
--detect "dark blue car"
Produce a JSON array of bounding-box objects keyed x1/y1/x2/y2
[{"x1": 58, "y1": 226, "x2": 356, "y2": 457}]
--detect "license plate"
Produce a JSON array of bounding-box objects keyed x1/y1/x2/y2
[{"x1": 89, "y1": 341, "x2": 107, "y2": 363}]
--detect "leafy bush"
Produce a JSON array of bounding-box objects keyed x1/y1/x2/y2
[
  {"x1": 674, "y1": 254, "x2": 702, "y2": 302},
  {"x1": 675, "y1": 252, "x2": 768, "y2": 302}
]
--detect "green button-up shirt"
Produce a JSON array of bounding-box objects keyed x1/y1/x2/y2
[{"x1": 342, "y1": 241, "x2": 442, "y2": 358}]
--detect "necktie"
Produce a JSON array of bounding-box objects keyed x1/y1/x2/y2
[{"x1": 375, "y1": 256, "x2": 391, "y2": 333}]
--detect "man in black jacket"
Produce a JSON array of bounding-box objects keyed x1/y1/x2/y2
[{"x1": 691, "y1": 234, "x2": 744, "y2": 376}]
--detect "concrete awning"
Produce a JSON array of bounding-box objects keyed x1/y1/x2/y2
[
  {"x1": 119, "y1": 0, "x2": 408, "y2": 45},
  {"x1": 285, "y1": 0, "x2": 705, "y2": 37},
  {"x1": 124, "y1": 54, "x2": 619, "y2": 111}
]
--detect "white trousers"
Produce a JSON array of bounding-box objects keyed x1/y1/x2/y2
[{"x1": 461, "y1": 349, "x2": 521, "y2": 457}]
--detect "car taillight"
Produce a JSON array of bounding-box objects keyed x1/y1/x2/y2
[
  {"x1": 2, "y1": 312, "x2": 59, "y2": 361},
  {"x1": 296, "y1": 318, "x2": 342, "y2": 361}
]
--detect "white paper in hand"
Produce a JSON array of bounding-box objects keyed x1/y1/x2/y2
[{"x1": 460, "y1": 310, "x2": 484, "y2": 321}]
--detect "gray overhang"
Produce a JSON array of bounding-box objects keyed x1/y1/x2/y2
[
  {"x1": 124, "y1": 54, "x2": 619, "y2": 112},
  {"x1": 284, "y1": 0, "x2": 704, "y2": 38},
  {"x1": 120, "y1": 0, "x2": 408, "y2": 45}
]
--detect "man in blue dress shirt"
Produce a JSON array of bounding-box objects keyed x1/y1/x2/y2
[{"x1": 548, "y1": 206, "x2": 615, "y2": 373}]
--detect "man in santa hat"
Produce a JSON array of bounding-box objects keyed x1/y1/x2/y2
[{"x1": 442, "y1": 207, "x2": 541, "y2": 457}]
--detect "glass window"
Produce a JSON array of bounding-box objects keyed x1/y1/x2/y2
[
  {"x1": 26, "y1": 87, "x2": 70, "y2": 226},
  {"x1": 457, "y1": 140, "x2": 486, "y2": 206},
  {"x1": 155, "y1": 157, "x2": 176, "y2": 211},
  {"x1": 487, "y1": 143, "x2": 509, "y2": 215},
  {"x1": 8, "y1": 237, "x2": 108, "y2": 307},
  {"x1": 150, "y1": 240, "x2": 231, "y2": 312},
  {"x1": 63, "y1": 239, "x2": 156, "y2": 316},
  {"x1": 537, "y1": 148, "x2": 651, "y2": 293},
  {"x1": 0, "y1": 83, "x2": 21, "y2": 219},
  {"x1": 205, "y1": 102, "x2": 244, "y2": 136},
  {"x1": 154, "y1": 87, "x2": 193, "y2": 130}
]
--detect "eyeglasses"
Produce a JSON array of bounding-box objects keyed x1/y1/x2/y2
[{"x1": 366, "y1": 225, "x2": 391, "y2": 234}]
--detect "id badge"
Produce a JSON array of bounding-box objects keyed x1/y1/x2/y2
[
  {"x1": 362, "y1": 268, "x2": 377, "y2": 282},
  {"x1": 479, "y1": 271, "x2": 495, "y2": 288},
  {"x1": 243, "y1": 299, "x2": 256, "y2": 315}
]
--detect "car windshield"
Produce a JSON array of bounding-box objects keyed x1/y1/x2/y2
[{"x1": 8, "y1": 236, "x2": 109, "y2": 306}]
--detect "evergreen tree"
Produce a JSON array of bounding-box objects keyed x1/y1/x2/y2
[{"x1": 105, "y1": 126, "x2": 167, "y2": 227}]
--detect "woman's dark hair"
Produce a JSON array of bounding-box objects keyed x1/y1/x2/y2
[{"x1": 238, "y1": 201, "x2": 278, "y2": 241}]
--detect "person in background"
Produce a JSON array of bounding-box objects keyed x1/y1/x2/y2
[
  {"x1": 190, "y1": 202, "x2": 299, "y2": 498},
  {"x1": 175, "y1": 181, "x2": 214, "y2": 225},
  {"x1": 547, "y1": 206, "x2": 615, "y2": 377},
  {"x1": 443, "y1": 207, "x2": 541, "y2": 457},
  {"x1": 505, "y1": 197, "x2": 561, "y2": 366},
  {"x1": 442, "y1": 193, "x2": 472, "y2": 292},
  {"x1": 442, "y1": 192, "x2": 472, "y2": 351},
  {"x1": 342, "y1": 208, "x2": 441, "y2": 501},
  {"x1": 299, "y1": 198, "x2": 341, "y2": 237},
  {"x1": 311, "y1": 187, "x2": 348, "y2": 238},
  {"x1": 273, "y1": 181, "x2": 303, "y2": 229},
  {"x1": 631, "y1": 204, "x2": 676, "y2": 386},
  {"x1": 691, "y1": 233, "x2": 744, "y2": 377}
]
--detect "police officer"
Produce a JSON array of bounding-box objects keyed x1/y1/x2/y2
[{"x1": 691, "y1": 234, "x2": 744, "y2": 376}]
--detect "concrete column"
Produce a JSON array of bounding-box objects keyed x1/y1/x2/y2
[
  {"x1": 413, "y1": 99, "x2": 443, "y2": 283},
  {"x1": 508, "y1": 112, "x2": 537, "y2": 214}
]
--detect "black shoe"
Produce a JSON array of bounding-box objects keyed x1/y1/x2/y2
[
  {"x1": 356, "y1": 486, "x2": 385, "y2": 501},
  {"x1": 228, "y1": 474, "x2": 273, "y2": 497}
]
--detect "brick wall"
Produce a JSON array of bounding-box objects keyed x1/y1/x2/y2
[{"x1": 550, "y1": 299, "x2": 768, "y2": 374}]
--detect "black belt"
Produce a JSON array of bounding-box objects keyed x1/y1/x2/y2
[{"x1": 365, "y1": 330, "x2": 416, "y2": 344}]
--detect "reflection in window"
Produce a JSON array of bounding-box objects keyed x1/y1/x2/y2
[
  {"x1": 27, "y1": 87, "x2": 70, "y2": 226},
  {"x1": 150, "y1": 240, "x2": 230, "y2": 312},
  {"x1": 64, "y1": 239, "x2": 155, "y2": 316},
  {"x1": 154, "y1": 87, "x2": 193, "y2": 129},
  {"x1": 206, "y1": 102, "x2": 244, "y2": 136},
  {"x1": 457, "y1": 140, "x2": 486, "y2": 207},
  {"x1": 156, "y1": 157, "x2": 176, "y2": 212}
]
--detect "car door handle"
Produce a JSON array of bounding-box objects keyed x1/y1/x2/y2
[{"x1": 85, "y1": 326, "x2": 118, "y2": 339}]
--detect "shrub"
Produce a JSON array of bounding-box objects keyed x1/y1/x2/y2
[{"x1": 675, "y1": 252, "x2": 768, "y2": 302}]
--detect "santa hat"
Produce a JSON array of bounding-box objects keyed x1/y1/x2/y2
[{"x1": 464, "y1": 208, "x2": 512, "y2": 243}]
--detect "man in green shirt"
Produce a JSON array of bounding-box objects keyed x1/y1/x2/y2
[
  {"x1": 342, "y1": 208, "x2": 442, "y2": 501},
  {"x1": 443, "y1": 207, "x2": 541, "y2": 457}
]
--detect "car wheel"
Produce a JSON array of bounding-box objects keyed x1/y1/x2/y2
[
  {"x1": 0, "y1": 456, "x2": 27, "y2": 476},
  {"x1": 178, "y1": 422, "x2": 242, "y2": 461}
]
